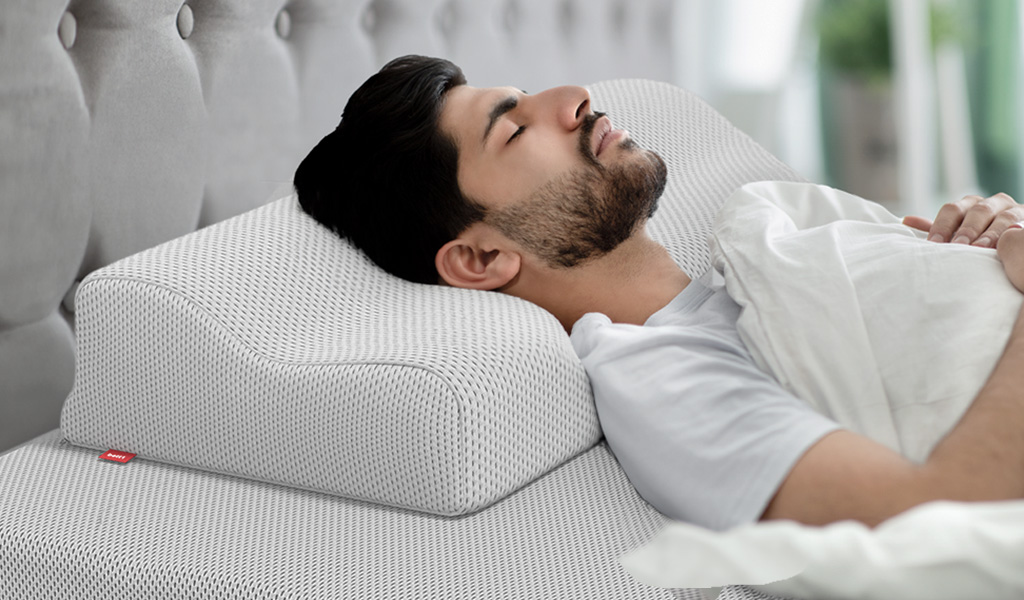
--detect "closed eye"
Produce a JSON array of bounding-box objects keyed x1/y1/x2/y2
[{"x1": 507, "y1": 125, "x2": 525, "y2": 144}]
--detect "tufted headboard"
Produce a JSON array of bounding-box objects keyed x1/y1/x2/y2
[{"x1": 0, "y1": 0, "x2": 678, "y2": 452}]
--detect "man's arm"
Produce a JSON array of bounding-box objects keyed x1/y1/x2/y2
[{"x1": 762, "y1": 303, "x2": 1024, "y2": 527}]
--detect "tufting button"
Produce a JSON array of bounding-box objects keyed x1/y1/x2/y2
[
  {"x1": 503, "y1": 1, "x2": 519, "y2": 32},
  {"x1": 611, "y1": 2, "x2": 627, "y2": 36},
  {"x1": 361, "y1": 3, "x2": 377, "y2": 34},
  {"x1": 177, "y1": 4, "x2": 194, "y2": 39},
  {"x1": 62, "y1": 281, "x2": 80, "y2": 314},
  {"x1": 559, "y1": 1, "x2": 574, "y2": 36},
  {"x1": 275, "y1": 9, "x2": 291, "y2": 39},
  {"x1": 437, "y1": 2, "x2": 456, "y2": 37},
  {"x1": 58, "y1": 12, "x2": 77, "y2": 50}
]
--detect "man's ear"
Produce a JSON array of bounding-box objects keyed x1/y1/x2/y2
[{"x1": 435, "y1": 237, "x2": 521, "y2": 290}]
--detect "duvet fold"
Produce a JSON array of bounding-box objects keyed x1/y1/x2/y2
[{"x1": 709, "y1": 181, "x2": 1022, "y2": 462}]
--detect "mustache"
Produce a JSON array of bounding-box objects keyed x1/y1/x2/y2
[{"x1": 578, "y1": 111, "x2": 607, "y2": 167}]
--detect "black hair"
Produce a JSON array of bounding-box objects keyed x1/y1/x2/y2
[{"x1": 293, "y1": 55, "x2": 484, "y2": 284}]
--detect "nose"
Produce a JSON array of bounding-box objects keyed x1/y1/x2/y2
[{"x1": 529, "y1": 85, "x2": 591, "y2": 131}]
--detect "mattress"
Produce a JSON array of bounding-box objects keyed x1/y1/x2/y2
[{"x1": 0, "y1": 430, "x2": 780, "y2": 600}]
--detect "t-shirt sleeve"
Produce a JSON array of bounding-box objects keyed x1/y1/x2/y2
[{"x1": 570, "y1": 311, "x2": 840, "y2": 531}]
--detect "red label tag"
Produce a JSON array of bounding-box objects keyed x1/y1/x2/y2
[{"x1": 99, "y1": 449, "x2": 136, "y2": 464}]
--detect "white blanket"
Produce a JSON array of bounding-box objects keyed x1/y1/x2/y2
[
  {"x1": 622, "y1": 499, "x2": 1024, "y2": 599},
  {"x1": 709, "y1": 181, "x2": 1022, "y2": 462},
  {"x1": 619, "y1": 182, "x2": 1024, "y2": 599}
]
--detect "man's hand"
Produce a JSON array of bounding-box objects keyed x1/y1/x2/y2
[
  {"x1": 903, "y1": 192, "x2": 1024, "y2": 247},
  {"x1": 998, "y1": 223, "x2": 1024, "y2": 293}
]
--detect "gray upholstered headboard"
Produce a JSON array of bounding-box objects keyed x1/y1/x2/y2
[{"x1": 0, "y1": 0, "x2": 678, "y2": 452}]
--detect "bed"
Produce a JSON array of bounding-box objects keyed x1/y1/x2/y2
[
  {"x1": 0, "y1": 0, "x2": 677, "y2": 452},
  {"x1": 0, "y1": 2, "x2": 780, "y2": 597},
  {"x1": 4, "y1": 1, "x2": 1018, "y2": 599}
]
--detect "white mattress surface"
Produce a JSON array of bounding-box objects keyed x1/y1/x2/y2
[
  {"x1": 0, "y1": 431, "x2": 674, "y2": 598},
  {"x1": 0, "y1": 431, "x2": 799, "y2": 600}
]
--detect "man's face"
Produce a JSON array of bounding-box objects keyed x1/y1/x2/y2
[{"x1": 439, "y1": 84, "x2": 667, "y2": 268}]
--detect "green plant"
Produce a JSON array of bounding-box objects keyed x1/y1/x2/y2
[
  {"x1": 818, "y1": 0, "x2": 893, "y2": 82},
  {"x1": 817, "y1": 0, "x2": 959, "y2": 82}
]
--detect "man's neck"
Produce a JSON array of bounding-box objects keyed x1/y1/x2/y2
[{"x1": 506, "y1": 231, "x2": 692, "y2": 332}]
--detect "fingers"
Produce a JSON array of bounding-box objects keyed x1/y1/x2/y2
[
  {"x1": 955, "y1": 193, "x2": 1021, "y2": 247},
  {"x1": 902, "y1": 215, "x2": 933, "y2": 233},
  {"x1": 996, "y1": 223, "x2": 1024, "y2": 293},
  {"x1": 924, "y1": 195, "x2": 981, "y2": 243},
  {"x1": 978, "y1": 204, "x2": 1024, "y2": 248},
  {"x1": 997, "y1": 221, "x2": 1024, "y2": 256},
  {"x1": 928, "y1": 193, "x2": 1021, "y2": 247}
]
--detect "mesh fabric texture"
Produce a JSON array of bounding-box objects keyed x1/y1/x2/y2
[
  {"x1": 61, "y1": 79, "x2": 800, "y2": 516},
  {"x1": 63, "y1": 193, "x2": 597, "y2": 516},
  {"x1": 6, "y1": 79, "x2": 802, "y2": 599},
  {"x1": 1, "y1": 431, "x2": 693, "y2": 599},
  {"x1": 0, "y1": 433, "x2": 797, "y2": 599}
]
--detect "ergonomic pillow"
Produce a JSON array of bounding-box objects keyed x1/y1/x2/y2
[
  {"x1": 60, "y1": 79, "x2": 802, "y2": 516},
  {"x1": 61, "y1": 197, "x2": 598, "y2": 516}
]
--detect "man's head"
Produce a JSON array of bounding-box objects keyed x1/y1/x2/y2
[
  {"x1": 294, "y1": 55, "x2": 480, "y2": 283},
  {"x1": 294, "y1": 55, "x2": 667, "y2": 288}
]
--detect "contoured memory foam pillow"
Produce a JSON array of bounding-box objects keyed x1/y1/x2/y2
[
  {"x1": 61, "y1": 79, "x2": 802, "y2": 515},
  {"x1": 62, "y1": 196, "x2": 596, "y2": 516}
]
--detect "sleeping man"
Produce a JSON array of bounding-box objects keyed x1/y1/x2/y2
[{"x1": 294, "y1": 55, "x2": 1024, "y2": 531}]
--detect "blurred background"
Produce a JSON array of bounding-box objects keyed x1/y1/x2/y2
[{"x1": 678, "y1": 0, "x2": 1022, "y2": 217}]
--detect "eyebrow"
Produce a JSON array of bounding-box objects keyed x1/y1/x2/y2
[{"x1": 482, "y1": 95, "x2": 518, "y2": 145}]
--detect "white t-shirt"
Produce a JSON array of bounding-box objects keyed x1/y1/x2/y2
[{"x1": 570, "y1": 271, "x2": 840, "y2": 531}]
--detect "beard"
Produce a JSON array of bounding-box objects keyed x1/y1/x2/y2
[{"x1": 482, "y1": 112, "x2": 668, "y2": 268}]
